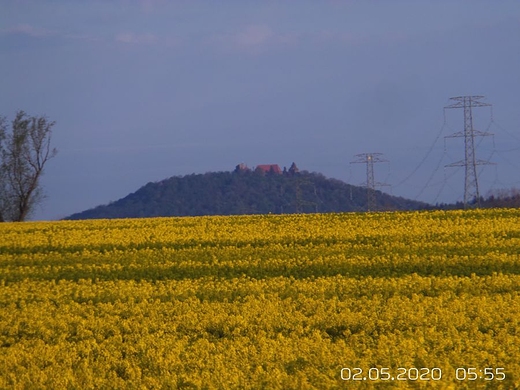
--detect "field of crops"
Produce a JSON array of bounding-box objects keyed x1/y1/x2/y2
[{"x1": 1, "y1": 209, "x2": 519, "y2": 389}]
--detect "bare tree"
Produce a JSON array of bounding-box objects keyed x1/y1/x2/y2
[
  {"x1": 0, "y1": 111, "x2": 57, "y2": 222},
  {"x1": 0, "y1": 116, "x2": 8, "y2": 222}
]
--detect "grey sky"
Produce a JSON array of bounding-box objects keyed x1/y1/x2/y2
[{"x1": 1, "y1": 1, "x2": 519, "y2": 219}]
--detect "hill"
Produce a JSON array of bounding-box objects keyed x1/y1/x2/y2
[{"x1": 65, "y1": 166, "x2": 429, "y2": 220}]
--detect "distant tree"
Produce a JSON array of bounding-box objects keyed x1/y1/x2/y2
[
  {"x1": 288, "y1": 162, "x2": 299, "y2": 175},
  {"x1": 0, "y1": 111, "x2": 58, "y2": 222},
  {"x1": 482, "y1": 187, "x2": 520, "y2": 208}
]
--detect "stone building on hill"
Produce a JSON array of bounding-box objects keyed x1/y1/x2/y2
[
  {"x1": 255, "y1": 164, "x2": 282, "y2": 174},
  {"x1": 235, "y1": 163, "x2": 299, "y2": 175}
]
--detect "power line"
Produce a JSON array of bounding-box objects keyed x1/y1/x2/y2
[
  {"x1": 489, "y1": 108, "x2": 520, "y2": 144},
  {"x1": 414, "y1": 142, "x2": 447, "y2": 201},
  {"x1": 395, "y1": 112, "x2": 447, "y2": 188}
]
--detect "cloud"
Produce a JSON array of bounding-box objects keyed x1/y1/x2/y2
[
  {"x1": 208, "y1": 24, "x2": 296, "y2": 52},
  {"x1": 63, "y1": 33, "x2": 101, "y2": 43},
  {"x1": 312, "y1": 30, "x2": 367, "y2": 46},
  {"x1": 235, "y1": 25, "x2": 273, "y2": 47},
  {"x1": 3, "y1": 23, "x2": 55, "y2": 37},
  {"x1": 138, "y1": 0, "x2": 164, "y2": 12},
  {"x1": 2, "y1": 24, "x2": 100, "y2": 43},
  {"x1": 115, "y1": 32, "x2": 158, "y2": 45},
  {"x1": 277, "y1": 32, "x2": 300, "y2": 45},
  {"x1": 207, "y1": 24, "x2": 373, "y2": 52}
]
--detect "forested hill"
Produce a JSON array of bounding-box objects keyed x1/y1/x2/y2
[{"x1": 66, "y1": 169, "x2": 429, "y2": 220}]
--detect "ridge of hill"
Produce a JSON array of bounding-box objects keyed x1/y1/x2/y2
[{"x1": 65, "y1": 168, "x2": 430, "y2": 220}]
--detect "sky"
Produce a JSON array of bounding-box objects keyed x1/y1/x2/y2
[{"x1": 1, "y1": 0, "x2": 520, "y2": 220}]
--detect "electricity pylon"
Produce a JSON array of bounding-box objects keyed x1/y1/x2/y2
[
  {"x1": 350, "y1": 153, "x2": 389, "y2": 211},
  {"x1": 444, "y1": 96, "x2": 494, "y2": 208}
]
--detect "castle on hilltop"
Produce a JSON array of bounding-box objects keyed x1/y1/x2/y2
[{"x1": 235, "y1": 162, "x2": 300, "y2": 175}]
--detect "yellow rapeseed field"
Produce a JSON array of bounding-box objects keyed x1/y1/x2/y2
[{"x1": 0, "y1": 209, "x2": 519, "y2": 389}]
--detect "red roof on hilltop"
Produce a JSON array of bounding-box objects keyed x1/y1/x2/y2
[{"x1": 256, "y1": 164, "x2": 282, "y2": 174}]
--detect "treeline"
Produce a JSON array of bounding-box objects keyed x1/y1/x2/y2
[
  {"x1": 481, "y1": 188, "x2": 520, "y2": 209},
  {"x1": 433, "y1": 188, "x2": 520, "y2": 210},
  {"x1": 66, "y1": 169, "x2": 428, "y2": 220}
]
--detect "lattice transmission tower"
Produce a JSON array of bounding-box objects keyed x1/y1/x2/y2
[
  {"x1": 444, "y1": 96, "x2": 494, "y2": 208},
  {"x1": 350, "y1": 153, "x2": 389, "y2": 211}
]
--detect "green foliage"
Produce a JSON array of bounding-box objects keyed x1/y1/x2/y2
[{"x1": 67, "y1": 171, "x2": 428, "y2": 220}]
